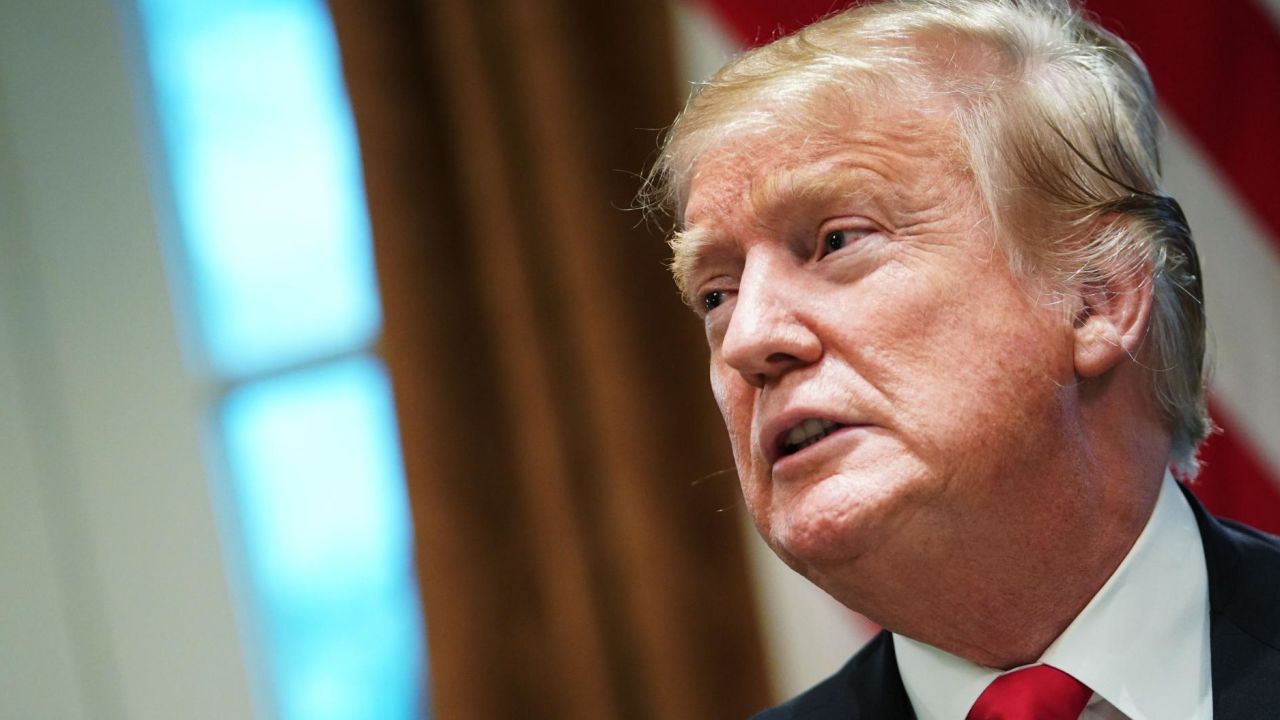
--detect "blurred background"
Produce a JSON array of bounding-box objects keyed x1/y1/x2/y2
[{"x1": 1, "y1": 0, "x2": 1276, "y2": 718}]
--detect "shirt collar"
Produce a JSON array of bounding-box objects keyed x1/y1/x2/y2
[{"x1": 893, "y1": 472, "x2": 1211, "y2": 720}]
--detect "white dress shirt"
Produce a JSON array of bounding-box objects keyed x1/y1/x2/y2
[{"x1": 893, "y1": 473, "x2": 1213, "y2": 720}]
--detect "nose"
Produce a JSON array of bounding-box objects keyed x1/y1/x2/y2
[{"x1": 719, "y1": 250, "x2": 822, "y2": 388}]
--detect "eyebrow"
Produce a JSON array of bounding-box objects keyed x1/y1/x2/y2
[
  {"x1": 669, "y1": 224, "x2": 714, "y2": 306},
  {"x1": 670, "y1": 166, "x2": 888, "y2": 304},
  {"x1": 753, "y1": 165, "x2": 886, "y2": 227}
]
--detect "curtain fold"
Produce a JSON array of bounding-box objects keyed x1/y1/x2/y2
[{"x1": 329, "y1": 1, "x2": 772, "y2": 717}]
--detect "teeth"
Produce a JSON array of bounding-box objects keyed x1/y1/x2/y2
[{"x1": 782, "y1": 418, "x2": 841, "y2": 455}]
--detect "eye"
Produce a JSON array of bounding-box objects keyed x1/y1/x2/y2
[
  {"x1": 702, "y1": 289, "x2": 726, "y2": 312},
  {"x1": 825, "y1": 230, "x2": 847, "y2": 253},
  {"x1": 822, "y1": 228, "x2": 867, "y2": 257},
  {"x1": 814, "y1": 225, "x2": 875, "y2": 258}
]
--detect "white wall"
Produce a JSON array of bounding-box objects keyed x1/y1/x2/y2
[
  {"x1": 0, "y1": 276, "x2": 89, "y2": 720},
  {"x1": 0, "y1": 0, "x2": 257, "y2": 717}
]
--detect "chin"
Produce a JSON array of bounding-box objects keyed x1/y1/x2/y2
[{"x1": 760, "y1": 470, "x2": 896, "y2": 570}]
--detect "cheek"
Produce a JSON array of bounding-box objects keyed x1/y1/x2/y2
[
  {"x1": 710, "y1": 362, "x2": 775, "y2": 526},
  {"x1": 710, "y1": 362, "x2": 754, "y2": 465},
  {"x1": 847, "y1": 265, "x2": 1069, "y2": 450}
]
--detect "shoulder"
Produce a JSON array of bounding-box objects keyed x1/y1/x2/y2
[
  {"x1": 751, "y1": 632, "x2": 913, "y2": 720},
  {"x1": 1214, "y1": 513, "x2": 1280, "y2": 556},
  {"x1": 1182, "y1": 483, "x2": 1280, "y2": 636},
  {"x1": 1198, "y1": 506, "x2": 1280, "y2": 644},
  {"x1": 1184, "y1": 492, "x2": 1280, "y2": 715}
]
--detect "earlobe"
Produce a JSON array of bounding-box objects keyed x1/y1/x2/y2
[{"x1": 1072, "y1": 269, "x2": 1154, "y2": 378}]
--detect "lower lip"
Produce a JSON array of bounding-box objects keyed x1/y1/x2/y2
[{"x1": 771, "y1": 424, "x2": 871, "y2": 476}]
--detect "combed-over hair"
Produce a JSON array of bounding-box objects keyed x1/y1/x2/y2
[{"x1": 647, "y1": 0, "x2": 1210, "y2": 474}]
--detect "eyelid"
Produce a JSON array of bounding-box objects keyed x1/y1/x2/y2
[{"x1": 818, "y1": 216, "x2": 880, "y2": 237}]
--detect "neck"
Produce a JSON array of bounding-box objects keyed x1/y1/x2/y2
[
  {"x1": 870, "y1": 476, "x2": 1159, "y2": 668},
  {"x1": 827, "y1": 405, "x2": 1170, "y2": 669},
  {"x1": 926, "y1": 480, "x2": 1156, "y2": 669}
]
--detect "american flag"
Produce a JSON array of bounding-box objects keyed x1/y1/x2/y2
[{"x1": 671, "y1": 0, "x2": 1280, "y2": 698}]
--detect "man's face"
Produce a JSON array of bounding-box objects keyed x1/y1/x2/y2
[{"x1": 680, "y1": 101, "x2": 1080, "y2": 594}]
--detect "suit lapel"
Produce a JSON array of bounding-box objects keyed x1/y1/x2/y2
[
  {"x1": 856, "y1": 632, "x2": 916, "y2": 719},
  {"x1": 816, "y1": 631, "x2": 915, "y2": 720}
]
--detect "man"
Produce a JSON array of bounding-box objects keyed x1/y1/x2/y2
[{"x1": 648, "y1": 0, "x2": 1280, "y2": 717}]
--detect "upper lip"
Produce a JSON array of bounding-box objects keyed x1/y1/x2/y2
[{"x1": 759, "y1": 408, "x2": 861, "y2": 464}]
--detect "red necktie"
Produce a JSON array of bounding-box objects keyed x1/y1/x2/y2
[{"x1": 966, "y1": 664, "x2": 1094, "y2": 720}]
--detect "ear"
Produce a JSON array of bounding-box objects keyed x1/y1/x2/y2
[{"x1": 1072, "y1": 264, "x2": 1154, "y2": 378}]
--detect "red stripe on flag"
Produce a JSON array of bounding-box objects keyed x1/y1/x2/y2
[
  {"x1": 1190, "y1": 403, "x2": 1280, "y2": 535},
  {"x1": 1084, "y1": 0, "x2": 1280, "y2": 253},
  {"x1": 696, "y1": 0, "x2": 854, "y2": 47}
]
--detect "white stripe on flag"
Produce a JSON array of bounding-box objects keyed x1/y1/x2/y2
[{"x1": 1162, "y1": 117, "x2": 1280, "y2": 475}]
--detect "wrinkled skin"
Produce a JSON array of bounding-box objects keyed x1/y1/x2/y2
[{"x1": 678, "y1": 100, "x2": 1160, "y2": 665}]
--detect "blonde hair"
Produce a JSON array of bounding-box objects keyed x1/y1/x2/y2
[{"x1": 648, "y1": 0, "x2": 1209, "y2": 474}]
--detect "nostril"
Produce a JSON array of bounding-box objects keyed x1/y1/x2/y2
[
  {"x1": 734, "y1": 350, "x2": 814, "y2": 388},
  {"x1": 719, "y1": 294, "x2": 821, "y2": 384}
]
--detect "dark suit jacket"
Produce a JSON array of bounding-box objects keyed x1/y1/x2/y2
[{"x1": 752, "y1": 485, "x2": 1280, "y2": 719}]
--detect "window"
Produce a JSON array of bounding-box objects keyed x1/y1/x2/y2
[{"x1": 131, "y1": 0, "x2": 427, "y2": 716}]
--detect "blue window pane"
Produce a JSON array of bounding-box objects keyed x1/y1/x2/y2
[
  {"x1": 221, "y1": 357, "x2": 425, "y2": 720},
  {"x1": 137, "y1": 0, "x2": 381, "y2": 377}
]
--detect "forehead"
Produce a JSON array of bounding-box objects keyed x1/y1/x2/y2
[
  {"x1": 673, "y1": 101, "x2": 964, "y2": 293},
  {"x1": 682, "y1": 97, "x2": 959, "y2": 225}
]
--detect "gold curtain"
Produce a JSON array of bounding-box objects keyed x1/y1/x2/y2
[{"x1": 329, "y1": 1, "x2": 772, "y2": 717}]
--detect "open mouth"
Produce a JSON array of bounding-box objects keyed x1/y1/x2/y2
[{"x1": 778, "y1": 418, "x2": 848, "y2": 458}]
